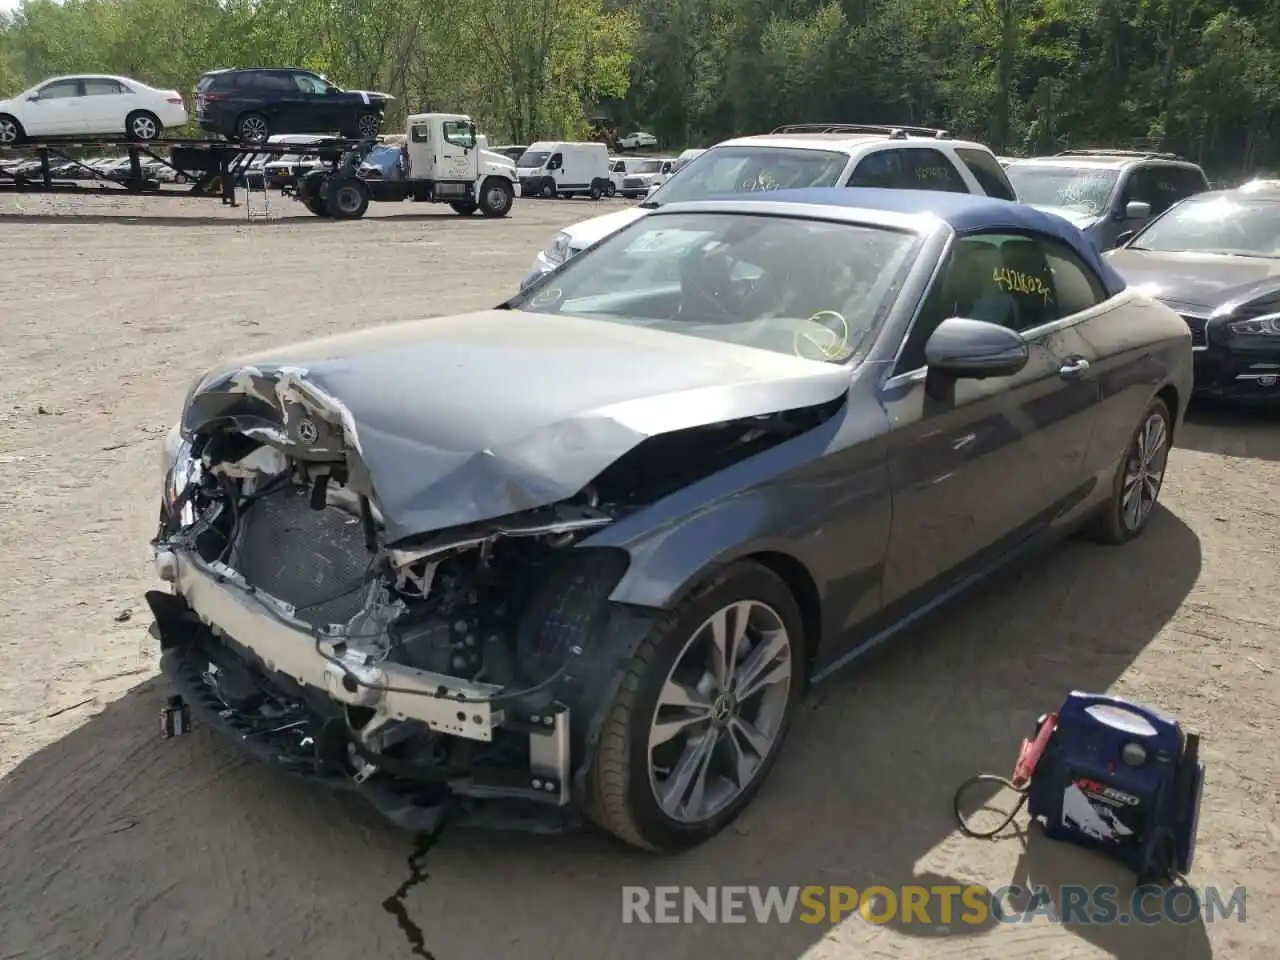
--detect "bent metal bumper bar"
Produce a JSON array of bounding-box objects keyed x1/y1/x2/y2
[{"x1": 152, "y1": 545, "x2": 571, "y2": 806}]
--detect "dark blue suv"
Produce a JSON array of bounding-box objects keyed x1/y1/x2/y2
[{"x1": 194, "y1": 68, "x2": 392, "y2": 143}]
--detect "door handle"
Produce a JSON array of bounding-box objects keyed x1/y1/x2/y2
[{"x1": 1059, "y1": 357, "x2": 1090, "y2": 379}]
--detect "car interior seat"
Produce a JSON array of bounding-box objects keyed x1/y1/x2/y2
[
  {"x1": 998, "y1": 239, "x2": 1058, "y2": 329},
  {"x1": 942, "y1": 240, "x2": 1009, "y2": 326}
]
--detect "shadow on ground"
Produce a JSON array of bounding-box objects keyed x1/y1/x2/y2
[
  {"x1": 0, "y1": 211, "x2": 527, "y2": 228},
  {"x1": 0, "y1": 508, "x2": 1204, "y2": 960},
  {"x1": 1178, "y1": 400, "x2": 1280, "y2": 463}
]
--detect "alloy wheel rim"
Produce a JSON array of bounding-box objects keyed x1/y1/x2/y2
[
  {"x1": 486, "y1": 186, "x2": 509, "y2": 211},
  {"x1": 0, "y1": 120, "x2": 16, "y2": 143},
  {"x1": 358, "y1": 116, "x2": 380, "y2": 138},
  {"x1": 647, "y1": 600, "x2": 792, "y2": 824},
  {"x1": 133, "y1": 116, "x2": 157, "y2": 139},
  {"x1": 242, "y1": 118, "x2": 267, "y2": 142},
  {"x1": 1121, "y1": 411, "x2": 1168, "y2": 531}
]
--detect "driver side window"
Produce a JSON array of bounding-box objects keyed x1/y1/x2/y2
[
  {"x1": 292, "y1": 73, "x2": 328, "y2": 95},
  {"x1": 547, "y1": 152, "x2": 563, "y2": 170},
  {"x1": 442, "y1": 120, "x2": 475, "y2": 149},
  {"x1": 895, "y1": 232, "x2": 1108, "y2": 375}
]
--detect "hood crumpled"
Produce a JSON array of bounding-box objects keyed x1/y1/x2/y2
[{"x1": 183, "y1": 309, "x2": 852, "y2": 542}]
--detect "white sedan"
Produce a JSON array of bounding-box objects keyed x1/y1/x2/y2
[
  {"x1": 618, "y1": 131, "x2": 657, "y2": 150},
  {"x1": 0, "y1": 74, "x2": 189, "y2": 145}
]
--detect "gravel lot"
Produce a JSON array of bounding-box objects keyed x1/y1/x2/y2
[{"x1": 0, "y1": 191, "x2": 1276, "y2": 960}]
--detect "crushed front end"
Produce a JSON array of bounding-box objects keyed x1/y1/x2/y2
[{"x1": 149, "y1": 367, "x2": 619, "y2": 833}]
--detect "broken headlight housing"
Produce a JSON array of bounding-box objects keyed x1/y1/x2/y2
[
  {"x1": 1228, "y1": 313, "x2": 1280, "y2": 337},
  {"x1": 160, "y1": 425, "x2": 200, "y2": 523},
  {"x1": 543, "y1": 231, "x2": 573, "y2": 266}
]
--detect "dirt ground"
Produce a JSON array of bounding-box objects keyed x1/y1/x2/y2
[{"x1": 0, "y1": 190, "x2": 1276, "y2": 960}]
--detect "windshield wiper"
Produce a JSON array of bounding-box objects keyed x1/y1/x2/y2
[{"x1": 638, "y1": 199, "x2": 661, "y2": 209}]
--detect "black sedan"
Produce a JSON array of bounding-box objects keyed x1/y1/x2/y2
[
  {"x1": 1106, "y1": 184, "x2": 1280, "y2": 402},
  {"x1": 150, "y1": 188, "x2": 1191, "y2": 851}
]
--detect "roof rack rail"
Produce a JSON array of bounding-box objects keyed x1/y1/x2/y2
[
  {"x1": 770, "y1": 122, "x2": 951, "y2": 140},
  {"x1": 1055, "y1": 148, "x2": 1183, "y2": 161}
]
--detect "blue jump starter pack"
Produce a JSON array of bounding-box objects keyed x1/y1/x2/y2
[{"x1": 964, "y1": 692, "x2": 1205, "y2": 883}]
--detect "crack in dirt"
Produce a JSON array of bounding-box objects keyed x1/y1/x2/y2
[{"x1": 381, "y1": 827, "x2": 446, "y2": 959}]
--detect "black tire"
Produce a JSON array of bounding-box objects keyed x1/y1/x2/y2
[
  {"x1": 0, "y1": 114, "x2": 26, "y2": 146},
  {"x1": 325, "y1": 177, "x2": 370, "y2": 219},
  {"x1": 306, "y1": 197, "x2": 331, "y2": 217},
  {"x1": 1086, "y1": 396, "x2": 1172, "y2": 544},
  {"x1": 478, "y1": 177, "x2": 514, "y2": 217},
  {"x1": 126, "y1": 110, "x2": 162, "y2": 142},
  {"x1": 590, "y1": 182, "x2": 603, "y2": 200},
  {"x1": 355, "y1": 111, "x2": 382, "y2": 141},
  {"x1": 236, "y1": 112, "x2": 270, "y2": 144},
  {"x1": 584, "y1": 561, "x2": 806, "y2": 851},
  {"x1": 606, "y1": 182, "x2": 616, "y2": 197},
  {"x1": 450, "y1": 200, "x2": 478, "y2": 215},
  {"x1": 540, "y1": 179, "x2": 556, "y2": 199}
]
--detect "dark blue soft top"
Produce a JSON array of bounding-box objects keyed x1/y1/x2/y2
[{"x1": 719, "y1": 187, "x2": 1128, "y2": 297}]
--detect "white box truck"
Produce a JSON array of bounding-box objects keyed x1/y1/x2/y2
[{"x1": 516, "y1": 141, "x2": 612, "y2": 199}]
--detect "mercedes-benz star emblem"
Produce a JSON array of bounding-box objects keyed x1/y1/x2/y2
[{"x1": 297, "y1": 418, "x2": 319, "y2": 444}]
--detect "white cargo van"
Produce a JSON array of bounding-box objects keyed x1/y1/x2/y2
[{"x1": 517, "y1": 141, "x2": 611, "y2": 199}]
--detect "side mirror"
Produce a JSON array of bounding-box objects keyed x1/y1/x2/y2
[
  {"x1": 1124, "y1": 200, "x2": 1151, "y2": 221},
  {"x1": 26, "y1": 93, "x2": 40, "y2": 102},
  {"x1": 924, "y1": 317, "x2": 1030, "y2": 380},
  {"x1": 1115, "y1": 229, "x2": 1136, "y2": 247}
]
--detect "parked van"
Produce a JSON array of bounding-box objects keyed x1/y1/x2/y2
[
  {"x1": 618, "y1": 156, "x2": 675, "y2": 198},
  {"x1": 517, "y1": 141, "x2": 611, "y2": 199},
  {"x1": 608, "y1": 157, "x2": 655, "y2": 196}
]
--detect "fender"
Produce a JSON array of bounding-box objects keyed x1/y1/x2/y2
[{"x1": 583, "y1": 403, "x2": 891, "y2": 645}]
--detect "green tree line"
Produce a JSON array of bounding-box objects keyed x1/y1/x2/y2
[{"x1": 1, "y1": 0, "x2": 1277, "y2": 175}]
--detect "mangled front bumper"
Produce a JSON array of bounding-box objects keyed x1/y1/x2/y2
[{"x1": 150, "y1": 543, "x2": 575, "y2": 825}]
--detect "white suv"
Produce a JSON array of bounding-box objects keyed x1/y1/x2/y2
[{"x1": 522, "y1": 123, "x2": 1016, "y2": 288}]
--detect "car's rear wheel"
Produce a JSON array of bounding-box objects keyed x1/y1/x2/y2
[
  {"x1": 325, "y1": 177, "x2": 370, "y2": 219},
  {"x1": 585, "y1": 561, "x2": 804, "y2": 851},
  {"x1": 0, "y1": 114, "x2": 26, "y2": 145},
  {"x1": 126, "y1": 110, "x2": 162, "y2": 142},
  {"x1": 236, "y1": 112, "x2": 269, "y2": 144},
  {"x1": 1088, "y1": 397, "x2": 1172, "y2": 544}
]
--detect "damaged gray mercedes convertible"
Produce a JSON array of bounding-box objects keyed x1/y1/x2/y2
[{"x1": 149, "y1": 188, "x2": 1192, "y2": 851}]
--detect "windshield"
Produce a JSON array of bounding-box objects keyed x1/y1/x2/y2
[
  {"x1": 1129, "y1": 195, "x2": 1280, "y2": 258},
  {"x1": 648, "y1": 147, "x2": 850, "y2": 206},
  {"x1": 518, "y1": 150, "x2": 550, "y2": 168},
  {"x1": 507, "y1": 211, "x2": 919, "y2": 364},
  {"x1": 633, "y1": 160, "x2": 662, "y2": 174},
  {"x1": 1005, "y1": 164, "x2": 1120, "y2": 217}
]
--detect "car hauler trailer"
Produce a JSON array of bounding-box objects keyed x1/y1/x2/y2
[{"x1": 0, "y1": 136, "x2": 364, "y2": 206}]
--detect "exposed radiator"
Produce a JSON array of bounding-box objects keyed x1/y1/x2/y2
[{"x1": 231, "y1": 486, "x2": 372, "y2": 628}]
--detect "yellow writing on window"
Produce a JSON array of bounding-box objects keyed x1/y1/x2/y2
[
  {"x1": 915, "y1": 167, "x2": 950, "y2": 181},
  {"x1": 992, "y1": 266, "x2": 1050, "y2": 303}
]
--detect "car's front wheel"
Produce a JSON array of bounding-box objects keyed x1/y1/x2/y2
[
  {"x1": 586, "y1": 561, "x2": 804, "y2": 850},
  {"x1": 356, "y1": 112, "x2": 382, "y2": 140},
  {"x1": 126, "y1": 110, "x2": 162, "y2": 142},
  {"x1": 1088, "y1": 396, "x2": 1172, "y2": 544},
  {"x1": 0, "y1": 114, "x2": 25, "y2": 145}
]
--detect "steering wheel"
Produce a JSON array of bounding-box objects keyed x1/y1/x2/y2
[{"x1": 793, "y1": 310, "x2": 851, "y2": 361}]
